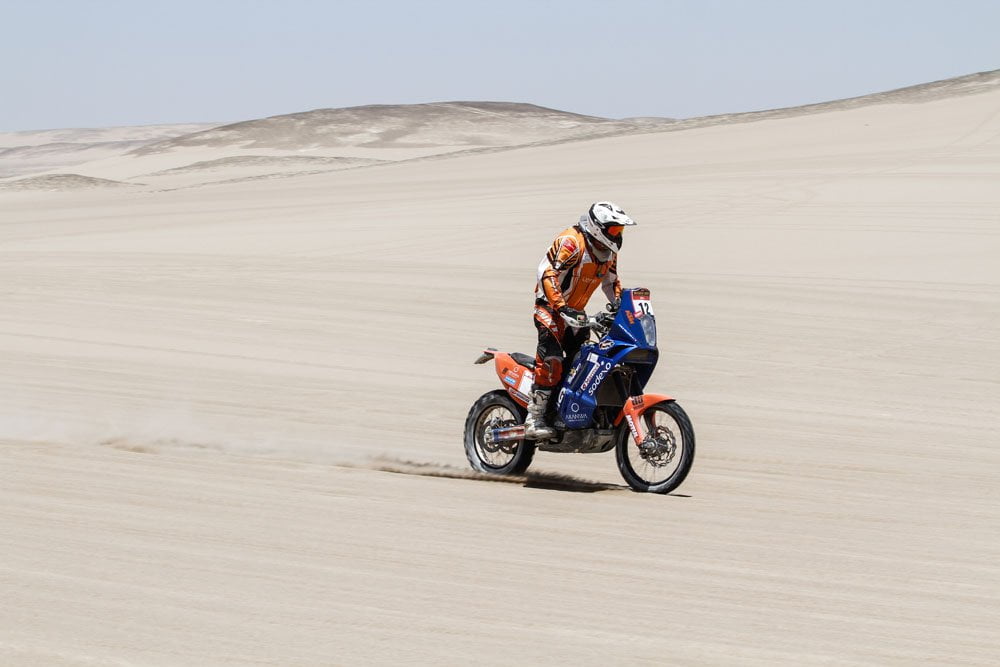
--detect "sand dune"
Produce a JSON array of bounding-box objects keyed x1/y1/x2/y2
[
  {"x1": 661, "y1": 68, "x2": 1000, "y2": 132},
  {"x1": 2, "y1": 103, "x2": 676, "y2": 187},
  {"x1": 135, "y1": 155, "x2": 388, "y2": 189},
  {"x1": 144, "y1": 155, "x2": 385, "y2": 174},
  {"x1": 1, "y1": 72, "x2": 999, "y2": 664},
  {"x1": 0, "y1": 173, "x2": 134, "y2": 191},
  {"x1": 0, "y1": 123, "x2": 218, "y2": 149},
  {"x1": 0, "y1": 123, "x2": 218, "y2": 179},
  {"x1": 130, "y1": 101, "x2": 674, "y2": 155},
  {"x1": 0, "y1": 141, "x2": 152, "y2": 179},
  {"x1": 11, "y1": 70, "x2": 996, "y2": 191}
]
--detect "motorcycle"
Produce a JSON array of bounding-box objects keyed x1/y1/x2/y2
[{"x1": 464, "y1": 287, "x2": 694, "y2": 493}]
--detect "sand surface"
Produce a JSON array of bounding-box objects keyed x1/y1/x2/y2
[{"x1": 2, "y1": 72, "x2": 999, "y2": 664}]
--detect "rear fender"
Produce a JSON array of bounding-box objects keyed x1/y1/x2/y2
[
  {"x1": 475, "y1": 348, "x2": 532, "y2": 409},
  {"x1": 615, "y1": 393, "x2": 674, "y2": 445},
  {"x1": 473, "y1": 347, "x2": 498, "y2": 365}
]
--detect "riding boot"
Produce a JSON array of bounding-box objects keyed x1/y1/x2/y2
[{"x1": 524, "y1": 388, "x2": 555, "y2": 440}]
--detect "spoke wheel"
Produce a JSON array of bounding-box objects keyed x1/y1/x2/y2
[
  {"x1": 464, "y1": 391, "x2": 536, "y2": 475},
  {"x1": 615, "y1": 401, "x2": 694, "y2": 493}
]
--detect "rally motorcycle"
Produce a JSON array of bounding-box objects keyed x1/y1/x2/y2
[{"x1": 464, "y1": 288, "x2": 694, "y2": 493}]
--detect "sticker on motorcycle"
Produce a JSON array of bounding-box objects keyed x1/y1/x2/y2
[
  {"x1": 633, "y1": 295, "x2": 654, "y2": 318},
  {"x1": 517, "y1": 372, "x2": 533, "y2": 397},
  {"x1": 625, "y1": 414, "x2": 640, "y2": 440}
]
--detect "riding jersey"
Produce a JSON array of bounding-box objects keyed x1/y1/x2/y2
[{"x1": 535, "y1": 225, "x2": 622, "y2": 312}]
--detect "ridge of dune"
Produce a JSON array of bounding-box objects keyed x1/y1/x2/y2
[
  {"x1": 0, "y1": 172, "x2": 134, "y2": 191},
  {"x1": 0, "y1": 122, "x2": 219, "y2": 148},
  {"x1": 5, "y1": 69, "x2": 997, "y2": 190},
  {"x1": 0, "y1": 122, "x2": 220, "y2": 179},
  {"x1": 20, "y1": 102, "x2": 674, "y2": 186},
  {"x1": 665, "y1": 67, "x2": 1000, "y2": 131},
  {"x1": 129, "y1": 101, "x2": 676, "y2": 156},
  {"x1": 142, "y1": 154, "x2": 385, "y2": 175},
  {"x1": 129, "y1": 154, "x2": 390, "y2": 189}
]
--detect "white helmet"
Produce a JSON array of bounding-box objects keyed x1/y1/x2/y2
[{"x1": 579, "y1": 201, "x2": 636, "y2": 254}]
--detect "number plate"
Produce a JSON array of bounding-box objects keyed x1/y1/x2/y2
[{"x1": 633, "y1": 296, "x2": 654, "y2": 318}]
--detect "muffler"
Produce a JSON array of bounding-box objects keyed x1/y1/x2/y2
[{"x1": 486, "y1": 425, "x2": 525, "y2": 444}]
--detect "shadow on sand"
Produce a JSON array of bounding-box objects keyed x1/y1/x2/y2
[{"x1": 369, "y1": 456, "x2": 629, "y2": 494}]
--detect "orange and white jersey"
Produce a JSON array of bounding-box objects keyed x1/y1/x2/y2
[{"x1": 535, "y1": 226, "x2": 622, "y2": 311}]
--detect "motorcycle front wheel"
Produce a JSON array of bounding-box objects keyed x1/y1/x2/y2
[
  {"x1": 464, "y1": 390, "x2": 536, "y2": 475},
  {"x1": 615, "y1": 400, "x2": 694, "y2": 494}
]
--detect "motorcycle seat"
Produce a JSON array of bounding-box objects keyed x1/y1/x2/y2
[{"x1": 511, "y1": 352, "x2": 536, "y2": 370}]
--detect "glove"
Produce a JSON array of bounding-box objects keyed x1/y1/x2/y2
[
  {"x1": 559, "y1": 306, "x2": 589, "y2": 329},
  {"x1": 606, "y1": 298, "x2": 621, "y2": 314}
]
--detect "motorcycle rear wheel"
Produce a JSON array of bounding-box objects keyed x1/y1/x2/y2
[
  {"x1": 615, "y1": 400, "x2": 694, "y2": 494},
  {"x1": 464, "y1": 390, "x2": 536, "y2": 475}
]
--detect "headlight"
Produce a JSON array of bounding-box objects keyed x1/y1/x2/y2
[{"x1": 640, "y1": 316, "x2": 657, "y2": 347}]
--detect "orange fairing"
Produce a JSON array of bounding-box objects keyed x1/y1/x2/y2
[
  {"x1": 492, "y1": 352, "x2": 533, "y2": 409},
  {"x1": 615, "y1": 393, "x2": 674, "y2": 444}
]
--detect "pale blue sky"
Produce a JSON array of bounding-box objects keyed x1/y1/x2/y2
[{"x1": 2, "y1": 0, "x2": 998, "y2": 131}]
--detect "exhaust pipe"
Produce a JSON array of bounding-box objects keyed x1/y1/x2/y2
[{"x1": 486, "y1": 425, "x2": 525, "y2": 444}]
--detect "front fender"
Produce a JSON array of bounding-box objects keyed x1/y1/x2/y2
[{"x1": 615, "y1": 393, "x2": 674, "y2": 444}]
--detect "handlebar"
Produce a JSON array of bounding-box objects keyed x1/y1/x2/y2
[
  {"x1": 564, "y1": 306, "x2": 617, "y2": 336},
  {"x1": 586, "y1": 310, "x2": 615, "y2": 337}
]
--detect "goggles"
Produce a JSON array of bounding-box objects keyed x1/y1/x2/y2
[{"x1": 606, "y1": 225, "x2": 624, "y2": 236}]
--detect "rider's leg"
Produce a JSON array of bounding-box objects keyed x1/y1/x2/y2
[
  {"x1": 562, "y1": 326, "x2": 589, "y2": 377},
  {"x1": 526, "y1": 304, "x2": 565, "y2": 439}
]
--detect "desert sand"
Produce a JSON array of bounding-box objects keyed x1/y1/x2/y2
[{"x1": 1, "y1": 71, "x2": 999, "y2": 665}]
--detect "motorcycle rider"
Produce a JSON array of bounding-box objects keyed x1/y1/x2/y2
[{"x1": 525, "y1": 201, "x2": 637, "y2": 439}]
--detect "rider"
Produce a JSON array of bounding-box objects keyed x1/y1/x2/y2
[{"x1": 525, "y1": 201, "x2": 637, "y2": 439}]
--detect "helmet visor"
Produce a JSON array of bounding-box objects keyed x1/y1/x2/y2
[{"x1": 605, "y1": 225, "x2": 624, "y2": 249}]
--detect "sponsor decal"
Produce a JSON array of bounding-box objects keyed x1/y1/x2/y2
[
  {"x1": 631, "y1": 395, "x2": 644, "y2": 408},
  {"x1": 599, "y1": 339, "x2": 613, "y2": 351},
  {"x1": 579, "y1": 361, "x2": 600, "y2": 392},
  {"x1": 626, "y1": 414, "x2": 640, "y2": 440},
  {"x1": 570, "y1": 402, "x2": 580, "y2": 412},
  {"x1": 517, "y1": 372, "x2": 533, "y2": 397},
  {"x1": 504, "y1": 376, "x2": 517, "y2": 386},
  {"x1": 586, "y1": 363, "x2": 612, "y2": 396}
]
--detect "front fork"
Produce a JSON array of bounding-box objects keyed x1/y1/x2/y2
[{"x1": 616, "y1": 393, "x2": 674, "y2": 445}]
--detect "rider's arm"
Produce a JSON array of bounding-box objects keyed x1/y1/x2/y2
[
  {"x1": 538, "y1": 234, "x2": 581, "y2": 311},
  {"x1": 602, "y1": 255, "x2": 623, "y2": 303}
]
